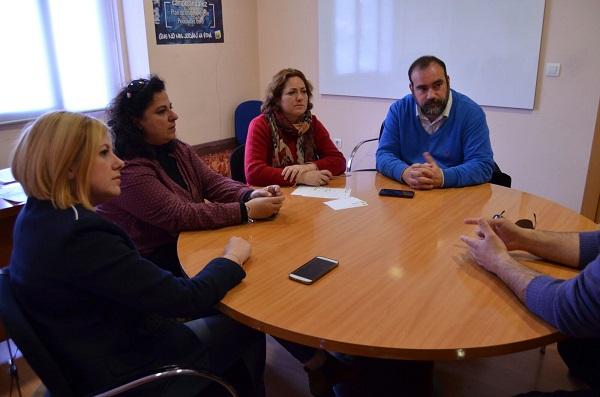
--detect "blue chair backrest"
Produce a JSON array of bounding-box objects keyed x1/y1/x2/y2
[{"x1": 234, "y1": 100, "x2": 262, "y2": 145}]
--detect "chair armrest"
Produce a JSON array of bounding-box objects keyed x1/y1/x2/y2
[
  {"x1": 91, "y1": 365, "x2": 237, "y2": 397},
  {"x1": 347, "y1": 138, "x2": 379, "y2": 172}
]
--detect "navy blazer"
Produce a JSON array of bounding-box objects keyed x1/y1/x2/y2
[{"x1": 10, "y1": 198, "x2": 245, "y2": 395}]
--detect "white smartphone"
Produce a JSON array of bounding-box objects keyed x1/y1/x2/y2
[{"x1": 289, "y1": 256, "x2": 339, "y2": 285}]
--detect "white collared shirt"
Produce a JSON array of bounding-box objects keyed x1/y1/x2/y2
[{"x1": 416, "y1": 91, "x2": 453, "y2": 135}]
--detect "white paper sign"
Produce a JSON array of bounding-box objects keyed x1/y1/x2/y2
[
  {"x1": 0, "y1": 168, "x2": 15, "y2": 184},
  {"x1": 324, "y1": 196, "x2": 368, "y2": 211},
  {"x1": 291, "y1": 186, "x2": 350, "y2": 199},
  {"x1": 0, "y1": 183, "x2": 27, "y2": 203}
]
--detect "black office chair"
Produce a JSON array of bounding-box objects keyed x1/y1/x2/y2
[
  {"x1": 346, "y1": 123, "x2": 384, "y2": 173},
  {"x1": 0, "y1": 268, "x2": 238, "y2": 397},
  {"x1": 490, "y1": 162, "x2": 512, "y2": 188},
  {"x1": 230, "y1": 144, "x2": 246, "y2": 184}
]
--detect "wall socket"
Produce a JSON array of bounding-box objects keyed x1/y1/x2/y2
[{"x1": 334, "y1": 138, "x2": 342, "y2": 149}]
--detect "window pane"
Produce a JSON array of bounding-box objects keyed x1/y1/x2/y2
[
  {"x1": 334, "y1": 0, "x2": 356, "y2": 75},
  {"x1": 48, "y1": 0, "x2": 113, "y2": 111},
  {"x1": 358, "y1": 0, "x2": 377, "y2": 72},
  {"x1": 0, "y1": 0, "x2": 55, "y2": 113}
]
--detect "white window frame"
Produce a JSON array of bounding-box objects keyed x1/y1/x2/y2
[{"x1": 0, "y1": 0, "x2": 126, "y2": 124}]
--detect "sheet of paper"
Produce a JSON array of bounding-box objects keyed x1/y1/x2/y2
[
  {"x1": 291, "y1": 186, "x2": 350, "y2": 199},
  {"x1": 324, "y1": 196, "x2": 368, "y2": 211},
  {"x1": 0, "y1": 168, "x2": 15, "y2": 184},
  {"x1": 0, "y1": 182, "x2": 27, "y2": 203}
]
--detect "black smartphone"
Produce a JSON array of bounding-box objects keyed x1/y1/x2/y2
[
  {"x1": 289, "y1": 256, "x2": 339, "y2": 285},
  {"x1": 378, "y1": 188, "x2": 415, "y2": 199}
]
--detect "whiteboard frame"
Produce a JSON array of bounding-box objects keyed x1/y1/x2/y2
[{"x1": 318, "y1": 0, "x2": 545, "y2": 110}]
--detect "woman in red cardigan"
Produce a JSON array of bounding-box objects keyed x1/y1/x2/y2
[{"x1": 245, "y1": 68, "x2": 346, "y2": 187}]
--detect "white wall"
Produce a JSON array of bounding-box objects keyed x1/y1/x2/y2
[
  {"x1": 257, "y1": 0, "x2": 600, "y2": 212},
  {"x1": 0, "y1": 0, "x2": 260, "y2": 169},
  {"x1": 0, "y1": 127, "x2": 21, "y2": 169},
  {"x1": 488, "y1": 0, "x2": 600, "y2": 211},
  {"x1": 141, "y1": 0, "x2": 260, "y2": 146},
  {"x1": 3, "y1": 0, "x2": 599, "y2": 213}
]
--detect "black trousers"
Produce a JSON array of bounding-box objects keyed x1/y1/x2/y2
[{"x1": 558, "y1": 338, "x2": 600, "y2": 391}]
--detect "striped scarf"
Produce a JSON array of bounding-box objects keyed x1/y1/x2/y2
[{"x1": 266, "y1": 111, "x2": 317, "y2": 168}]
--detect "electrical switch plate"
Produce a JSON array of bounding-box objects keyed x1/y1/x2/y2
[{"x1": 545, "y1": 63, "x2": 561, "y2": 77}]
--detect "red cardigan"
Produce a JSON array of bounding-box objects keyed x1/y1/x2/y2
[{"x1": 244, "y1": 114, "x2": 346, "y2": 186}]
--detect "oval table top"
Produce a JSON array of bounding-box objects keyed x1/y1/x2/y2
[{"x1": 178, "y1": 172, "x2": 597, "y2": 361}]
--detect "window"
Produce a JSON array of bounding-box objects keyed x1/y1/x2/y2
[{"x1": 0, "y1": 0, "x2": 124, "y2": 123}]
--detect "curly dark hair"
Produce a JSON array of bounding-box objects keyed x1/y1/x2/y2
[
  {"x1": 107, "y1": 75, "x2": 166, "y2": 159},
  {"x1": 261, "y1": 68, "x2": 313, "y2": 115}
]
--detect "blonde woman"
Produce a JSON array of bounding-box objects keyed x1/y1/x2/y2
[{"x1": 9, "y1": 111, "x2": 265, "y2": 396}]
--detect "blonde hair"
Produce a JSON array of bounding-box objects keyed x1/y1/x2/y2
[{"x1": 11, "y1": 111, "x2": 108, "y2": 210}]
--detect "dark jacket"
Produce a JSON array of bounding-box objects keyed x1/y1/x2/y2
[{"x1": 9, "y1": 198, "x2": 245, "y2": 395}]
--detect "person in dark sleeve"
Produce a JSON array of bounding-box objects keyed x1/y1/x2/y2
[{"x1": 10, "y1": 111, "x2": 265, "y2": 396}]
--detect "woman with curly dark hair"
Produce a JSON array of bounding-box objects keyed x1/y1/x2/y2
[
  {"x1": 245, "y1": 68, "x2": 346, "y2": 187},
  {"x1": 100, "y1": 76, "x2": 355, "y2": 397},
  {"x1": 98, "y1": 76, "x2": 284, "y2": 276}
]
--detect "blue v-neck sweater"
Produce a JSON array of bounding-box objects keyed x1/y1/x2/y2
[
  {"x1": 526, "y1": 231, "x2": 600, "y2": 337},
  {"x1": 376, "y1": 89, "x2": 494, "y2": 187}
]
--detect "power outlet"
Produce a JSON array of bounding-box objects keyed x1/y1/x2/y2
[{"x1": 334, "y1": 138, "x2": 342, "y2": 149}]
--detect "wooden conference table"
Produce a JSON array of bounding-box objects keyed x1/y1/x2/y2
[{"x1": 178, "y1": 172, "x2": 597, "y2": 361}]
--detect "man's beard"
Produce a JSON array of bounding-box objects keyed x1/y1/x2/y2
[{"x1": 420, "y1": 89, "x2": 449, "y2": 119}]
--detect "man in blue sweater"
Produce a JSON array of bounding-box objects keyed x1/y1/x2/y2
[
  {"x1": 462, "y1": 217, "x2": 600, "y2": 394},
  {"x1": 376, "y1": 56, "x2": 494, "y2": 189}
]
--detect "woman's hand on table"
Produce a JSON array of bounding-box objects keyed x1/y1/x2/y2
[
  {"x1": 223, "y1": 236, "x2": 251, "y2": 267},
  {"x1": 297, "y1": 169, "x2": 333, "y2": 186},
  {"x1": 250, "y1": 185, "x2": 282, "y2": 198},
  {"x1": 281, "y1": 163, "x2": 316, "y2": 182},
  {"x1": 246, "y1": 195, "x2": 285, "y2": 219}
]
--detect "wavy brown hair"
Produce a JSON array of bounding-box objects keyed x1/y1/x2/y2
[{"x1": 261, "y1": 68, "x2": 314, "y2": 114}]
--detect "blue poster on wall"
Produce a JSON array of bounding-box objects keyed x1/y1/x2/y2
[{"x1": 153, "y1": 0, "x2": 224, "y2": 45}]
